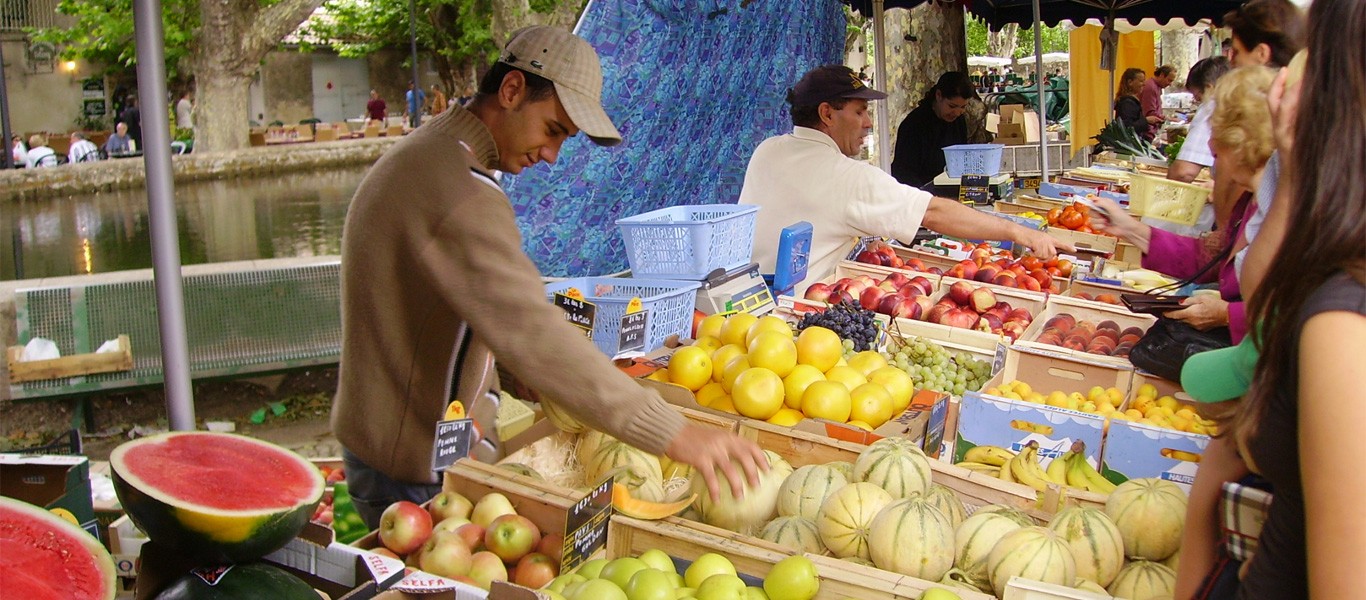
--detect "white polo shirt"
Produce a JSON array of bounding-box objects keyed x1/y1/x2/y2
[
  {"x1": 1176, "y1": 100, "x2": 1216, "y2": 168},
  {"x1": 740, "y1": 127, "x2": 932, "y2": 285}
]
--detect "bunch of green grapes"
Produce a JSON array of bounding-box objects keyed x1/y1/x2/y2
[{"x1": 880, "y1": 336, "x2": 994, "y2": 396}]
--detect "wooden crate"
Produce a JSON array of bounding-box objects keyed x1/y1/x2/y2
[
  {"x1": 1046, "y1": 227, "x2": 1118, "y2": 257},
  {"x1": 7, "y1": 334, "x2": 132, "y2": 383},
  {"x1": 1017, "y1": 295, "x2": 1156, "y2": 368}
]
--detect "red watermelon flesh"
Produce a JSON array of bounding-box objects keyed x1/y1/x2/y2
[
  {"x1": 119, "y1": 433, "x2": 319, "y2": 511},
  {"x1": 0, "y1": 496, "x2": 116, "y2": 600}
]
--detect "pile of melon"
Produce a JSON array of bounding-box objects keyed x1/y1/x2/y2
[{"x1": 680, "y1": 436, "x2": 1188, "y2": 599}]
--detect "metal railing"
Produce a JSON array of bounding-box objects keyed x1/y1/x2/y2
[{"x1": 1, "y1": 0, "x2": 66, "y2": 32}]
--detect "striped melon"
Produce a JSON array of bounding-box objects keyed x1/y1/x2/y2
[
  {"x1": 816, "y1": 482, "x2": 894, "y2": 560},
  {"x1": 973, "y1": 504, "x2": 1035, "y2": 523},
  {"x1": 759, "y1": 516, "x2": 826, "y2": 554},
  {"x1": 691, "y1": 451, "x2": 793, "y2": 535},
  {"x1": 986, "y1": 526, "x2": 1078, "y2": 596},
  {"x1": 825, "y1": 461, "x2": 855, "y2": 480},
  {"x1": 853, "y1": 438, "x2": 931, "y2": 499},
  {"x1": 954, "y1": 510, "x2": 1031, "y2": 589},
  {"x1": 585, "y1": 441, "x2": 663, "y2": 484},
  {"x1": 1048, "y1": 506, "x2": 1125, "y2": 587},
  {"x1": 924, "y1": 484, "x2": 968, "y2": 528},
  {"x1": 1074, "y1": 578, "x2": 1111, "y2": 595},
  {"x1": 777, "y1": 464, "x2": 849, "y2": 520},
  {"x1": 542, "y1": 400, "x2": 585, "y2": 433},
  {"x1": 1107, "y1": 560, "x2": 1176, "y2": 600},
  {"x1": 868, "y1": 497, "x2": 955, "y2": 580},
  {"x1": 1161, "y1": 547, "x2": 1181, "y2": 571},
  {"x1": 615, "y1": 466, "x2": 667, "y2": 503},
  {"x1": 1103, "y1": 478, "x2": 1187, "y2": 560},
  {"x1": 575, "y1": 430, "x2": 613, "y2": 466}
]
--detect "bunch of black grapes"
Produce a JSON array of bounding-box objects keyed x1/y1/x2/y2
[{"x1": 796, "y1": 301, "x2": 879, "y2": 351}]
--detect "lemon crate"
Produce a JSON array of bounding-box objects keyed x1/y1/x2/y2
[
  {"x1": 616, "y1": 204, "x2": 760, "y2": 280},
  {"x1": 943, "y1": 143, "x2": 1005, "y2": 178},
  {"x1": 1127, "y1": 172, "x2": 1210, "y2": 226},
  {"x1": 544, "y1": 277, "x2": 700, "y2": 355}
]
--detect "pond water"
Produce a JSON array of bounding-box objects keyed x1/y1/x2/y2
[{"x1": 2, "y1": 166, "x2": 370, "y2": 281}]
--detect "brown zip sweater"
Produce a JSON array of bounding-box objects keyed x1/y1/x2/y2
[{"x1": 331, "y1": 106, "x2": 685, "y2": 484}]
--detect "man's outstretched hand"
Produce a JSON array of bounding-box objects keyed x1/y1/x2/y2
[
  {"x1": 1017, "y1": 227, "x2": 1074, "y2": 260},
  {"x1": 666, "y1": 424, "x2": 769, "y2": 502}
]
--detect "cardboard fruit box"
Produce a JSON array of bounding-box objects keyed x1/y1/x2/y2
[
  {"x1": 956, "y1": 345, "x2": 1136, "y2": 471},
  {"x1": 1016, "y1": 295, "x2": 1157, "y2": 368},
  {"x1": 887, "y1": 278, "x2": 1047, "y2": 350},
  {"x1": 1044, "y1": 226, "x2": 1119, "y2": 258},
  {"x1": 1100, "y1": 374, "x2": 1211, "y2": 492}
]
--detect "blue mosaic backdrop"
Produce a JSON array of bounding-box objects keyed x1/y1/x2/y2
[{"x1": 504, "y1": 0, "x2": 846, "y2": 276}]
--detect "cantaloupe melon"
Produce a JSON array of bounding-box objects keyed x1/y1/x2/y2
[
  {"x1": 986, "y1": 526, "x2": 1077, "y2": 596},
  {"x1": 777, "y1": 464, "x2": 848, "y2": 521},
  {"x1": 816, "y1": 482, "x2": 894, "y2": 560},
  {"x1": 853, "y1": 438, "x2": 931, "y2": 499},
  {"x1": 1107, "y1": 560, "x2": 1176, "y2": 600},
  {"x1": 690, "y1": 451, "x2": 792, "y2": 535},
  {"x1": 868, "y1": 497, "x2": 955, "y2": 581},
  {"x1": 924, "y1": 483, "x2": 967, "y2": 528},
  {"x1": 1103, "y1": 478, "x2": 1186, "y2": 560},
  {"x1": 759, "y1": 516, "x2": 826, "y2": 554},
  {"x1": 584, "y1": 441, "x2": 663, "y2": 485},
  {"x1": 1048, "y1": 506, "x2": 1125, "y2": 587},
  {"x1": 954, "y1": 510, "x2": 1031, "y2": 589}
]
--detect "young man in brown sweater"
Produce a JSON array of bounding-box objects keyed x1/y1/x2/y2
[{"x1": 332, "y1": 26, "x2": 767, "y2": 527}]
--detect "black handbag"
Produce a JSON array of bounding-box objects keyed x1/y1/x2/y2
[{"x1": 1129, "y1": 317, "x2": 1232, "y2": 382}]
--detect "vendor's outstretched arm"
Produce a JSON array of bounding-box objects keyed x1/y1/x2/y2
[{"x1": 922, "y1": 197, "x2": 1074, "y2": 259}]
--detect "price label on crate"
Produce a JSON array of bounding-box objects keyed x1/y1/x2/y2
[
  {"x1": 561, "y1": 476, "x2": 613, "y2": 573},
  {"x1": 617, "y1": 298, "x2": 649, "y2": 356},
  {"x1": 959, "y1": 175, "x2": 992, "y2": 205},
  {"x1": 554, "y1": 292, "x2": 596, "y2": 340},
  {"x1": 429, "y1": 418, "x2": 474, "y2": 474}
]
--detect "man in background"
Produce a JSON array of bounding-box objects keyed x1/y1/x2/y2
[
  {"x1": 176, "y1": 90, "x2": 194, "y2": 131},
  {"x1": 104, "y1": 122, "x2": 132, "y2": 156},
  {"x1": 67, "y1": 132, "x2": 100, "y2": 163},
  {"x1": 120, "y1": 95, "x2": 142, "y2": 150},
  {"x1": 404, "y1": 81, "x2": 425, "y2": 128},
  {"x1": 1141, "y1": 65, "x2": 1176, "y2": 140},
  {"x1": 365, "y1": 90, "x2": 386, "y2": 126}
]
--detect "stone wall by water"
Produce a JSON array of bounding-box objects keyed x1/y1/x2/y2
[{"x1": 1, "y1": 137, "x2": 399, "y2": 203}]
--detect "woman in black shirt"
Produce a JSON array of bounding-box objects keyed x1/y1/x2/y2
[
  {"x1": 1113, "y1": 67, "x2": 1149, "y2": 140},
  {"x1": 890, "y1": 72, "x2": 978, "y2": 188}
]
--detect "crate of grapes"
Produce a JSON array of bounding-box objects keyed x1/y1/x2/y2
[
  {"x1": 793, "y1": 302, "x2": 884, "y2": 353},
  {"x1": 882, "y1": 329, "x2": 1005, "y2": 398}
]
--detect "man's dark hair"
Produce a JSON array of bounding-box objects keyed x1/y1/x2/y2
[
  {"x1": 790, "y1": 98, "x2": 852, "y2": 129},
  {"x1": 921, "y1": 71, "x2": 978, "y2": 107},
  {"x1": 477, "y1": 62, "x2": 557, "y2": 102},
  {"x1": 1224, "y1": 0, "x2": 1305, "y2": 68},
  {"x1": 1186, "y1": 56, "x2": 1232, "y2": 93},
  {"x1": 1154, "y1": 65, "x2": 1177, "y2": 78}
]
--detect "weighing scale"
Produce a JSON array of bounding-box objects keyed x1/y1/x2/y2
[
  {"x1": 695, "y1": 263, "x2": 775, "y2": 316},
  {"x1": 931, "y1": 172, "x2": 1015, "y2": 204}
]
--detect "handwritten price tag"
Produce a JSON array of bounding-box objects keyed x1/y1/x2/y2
[
  {"x1": 554, "y1": 292, "x2": 596, "y2": 339},
  {"x1": 429, "y1": 418, "x2": 474, "y2": 474},
  {"x1": 561, "y1": 476, "x2": 613, "y2": 572},
  {"x1": 959, "y1": 174, "x2": 992, "y2": 205},
  {"x1": 617, "y1": 309, "x2": 649, "y2": 355}
]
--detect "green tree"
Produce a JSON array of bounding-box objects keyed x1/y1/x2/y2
[
  {"x1": 965, "y1": 19, "x2": 1067, "y2": 59},
  {"x1": 32, "y1": 0, "x2": 199, "y2": 79}
]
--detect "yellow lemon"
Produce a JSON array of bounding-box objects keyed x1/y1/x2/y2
[
  {"x1": 693, "y1": 335, "x2": 724, "y2": 356},
  {"x1": 867, "y1": 367, "x2": 914, "y2": 414},
  {"x1": 695, "y1": 382, "x2": 728, "y2": 408},
  {"x1": 1013, "y1": 381, "x2": 1034, "y2": 397},
  {"x1": 823, "y1": 366, "x2": 867, "y2": 391},
  {"x1": 668, "y1": 346, "x2": 713, "y2": 392},
  {"x1": 1137, "y1": 383, "x2": 1159, "y2": 399},
  {"x1": 782, "y1": 365, "x2": 826, "y2": 410},
  {"x1": 1157, "y1": 395, "x2": 1180, "y2": 411},
  {"x1": 1125, "y1": 408, "x2": 1144, "y2": 420},
  {"x1": 719, "y1": 313, "x2": 759, "y2": 347},
  {"x1": 1107, "y1": 388, "x2": 1125, "y2": 406},
  {"x1": 849, "y1": 383, "x2": 895, "y2": 428},
  {"x1": 732, "y1": 367, "x2": 785, "y2": 420},
  {"x1": 697, "y1": 313, "x2": 727, "y2": 341},
  {"x1": 720, "y1": 355, "x2": 752, "y2": 394},
  {"x1": 846, "y1": 420, "x2": 875, "y2": 432},
  {"x1": 1080, "y1": 401, "x2": 1097, "y2": 413},
  {"x1": 1004, "y1": 391, "x2": 1025, "y2": 401},
  {"x1": 747, "y1": 331, "x2": 798, "y2": 378},
  {"x1": 846, "y1": 351, "x2": 888, "y2": 377},
  {"x1": 767, "y1": 407, "x2": 805, "y2": 427},
  {"x1": 800, "y1": 381, "x2": 852, "y2": 422},
  {"x1": 795, "y1": 326, "x2": 842, "y2": 372},
  {"x1": 984, "y1": 387, "x2": 1002, "y2": 396},
  {"x1": 1087, "y1": 385, "x2": 1107, "y2": 402},
  {"x1": 746, "y1": 315, "x2": 794, "y2": 347},
  {"x1": 710, "y1": 344, "x2": 746, "y2": 382},
  {"x1": 1045, "y1": 391, "x2": 1070, "y2": 408},
  {"x1": 645, "y1": 367, "x2": 670, "y2": 382}
]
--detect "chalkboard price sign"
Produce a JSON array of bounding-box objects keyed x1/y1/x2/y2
[
  {"x1": 560, "y1": 476, "x2": 613, "y2": 572},
  {"x1": 554, "y1": 292, "x2": 596, "y2": 339}
]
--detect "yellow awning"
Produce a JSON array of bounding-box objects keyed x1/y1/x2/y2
[{"x1": 1069, "y1": 25, "x2": 1157, "y2": 157}]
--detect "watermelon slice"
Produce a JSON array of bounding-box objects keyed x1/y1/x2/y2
[
  {"x1": 0, "y1": 496, "x2": 116, "y2": 600},
  {"x1": 111, "y1": 431, "x2": 324, "y2": 564}
]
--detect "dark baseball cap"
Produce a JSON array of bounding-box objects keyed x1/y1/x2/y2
[{"x1": 787, "y1": 65, "x2": 888, "y2": 106}]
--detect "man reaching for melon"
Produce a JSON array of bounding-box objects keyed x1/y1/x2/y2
[{"x1": 330, "y1": 27, "x2": 767, "y2": 529}]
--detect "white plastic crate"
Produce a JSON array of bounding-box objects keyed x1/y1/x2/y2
[
  {"x1": 943, "y1": 143, "x2": 1005, "y2": 178},
  {"x1": 616, "y1": 204, "x2": 760, "y2": 280},
  {"x1": 1128, "y1": 172, "x2": 1210, "y2": 226},
  {"x1": 544, "y1": 278, "x2": 701, "y2": 356}
]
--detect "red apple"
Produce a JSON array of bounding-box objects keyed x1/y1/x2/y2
[
  {"x1": 1029, "y1": 269, "x2": 1053, "y2": 290},
  {"x1": 454, "y1": 523, "x2": 485, "y2": 551},
  {"x1": 467, "y1": 551, "x2": 509, "y2": 590},
  {"x1": 1017, "y1": 274, "x2": 1042, "y2": 292},
  {"x1": 912, "y1": 296, "x2": 935, "y2": 319},
  {"x1": 976, "y1": 313, "x2": 1004, "y2": 333},
  {"x1": 379, "y1": 501, "x2": 433, "y2": 556},
  {"x1": 889, "y1": 256, "x2": 904, "y2": 269},
  {"x1": 968, "y1": 247, "x2": 992, "y2": 265},
  {"x1": 895, "y1": 285, "x2": 924, "y2": 299},
  {"x1": 513, "y1": 552, "x2": 558, "y2": 589},
  {"x1": 536, "y1": 532, "x2": 563, "y2": 565},
  {"x1": 948, "y1": 281, "x2": 976, "y2": 306},
  {"x1": 954, "y1": 259, "x2": 979, "y2": 281},
  {"x1": 370, "y1": 547, "x2": 400, "y2": 560},
  {"x1": 428, "y1": 491, "x2": 474, "y2": 524},
  {"x1": 419, "y1": 530, "x2": 474, "y2": 579},
  {"x1": 470, "y1": 493, "x2": 517, "y2": 528},
  {"x1": 483, "y1": 514, "x2": 540, "y2": 563},
  {"x1": 830, "y1": 290, "x2": 855, "y2": 306},
  {"x1": 843, "y1": 279, "x2": 870, "y2": 298},
  {"x1": 992, "y1": 272, "x2": 1018, "y2": 287},
  {"x1": 875, "y1": 246, "x2": 897, "y2": 262},
  {"x1": 969, "y1": 288, "x2": 997, "y2": 313},
  {"x1": 876, "y1": 294, "x2": 902, "y2": 316},
  {"x1": 1007, "y1": 308, "x2": 1034, "y2": 325},
  {"x1": 803, "y1": 283, "x2": 833, "y2": 303},
  {"x1": 860, "y1": 286, "x2": 888, "y2": 311},
  {"x1": 433, "y1": 516, "x2": 471, "y2": 536},
  {"x1": 876, "y1": 279, "x2": 899, "y2": 294}
]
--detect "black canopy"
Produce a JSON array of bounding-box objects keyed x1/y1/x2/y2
[{"x1": 843, "y1": 0, "x2": 1243, "y2": 30}]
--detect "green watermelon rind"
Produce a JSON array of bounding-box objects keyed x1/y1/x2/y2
[
  {"x1": 153, "y1": 562, "x2": 318, "y2": 600},
  {"x1": 110, "y1": 431, "x2": 324, "y2": 564},
  {"x1": 0, "y1": 496, "x2": 117, "y2": 600}
]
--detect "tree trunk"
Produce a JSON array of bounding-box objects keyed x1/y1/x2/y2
[
  {"x1": 1159, "y1": 30, "x2": 1201, "y2": 88},
  {"x1": 193, "y1": 0, "x2": 322, "y2": 153},
  {"x1": 883, "y1": 3, "x2": 968, "y2": 157},
  {"x1": 988, "y1": 23, "x2": 1019, "y2": 58}
]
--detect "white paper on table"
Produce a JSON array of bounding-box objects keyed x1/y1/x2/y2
[
  {"x1": 95, "y1": 339, "x2": 122, "y2": 354},
  {"x1": 21, "y1": 338, "x2": 60, "y2": 361}
]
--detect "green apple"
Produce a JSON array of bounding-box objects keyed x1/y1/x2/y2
[
  {"x1": 625, "y1": 568, "x2": 676, "y2": 600},
  {"x1": 746, "y1": 586, "x2": 770, "y2": 599},
  {"x1": 919, "y1": 589, "x2": 963, "y2": 600},
  {"x1": 638, "y1": 548, "x2": 678, "y2": 575},
  {"x1": 675, "y1": 587, "x2": 697, "y2": 599},
  {"x1": 685, "y1": 553, "x2": 737, "y2": 589},
  {"x1": 601, "y1": 557, "x2": 650, "y2": 590},
  {"x1": 570, "y1": 578, "x2": 628, "y2": 600},
  {"x1": 695, "y1": 574, "x2": 747, "y2": 600},
  {"x1": 548, "y1": 573, "x2": 587, "y2": 593},
  {"x1": 762, "y1": 555, "x2": 819, "y2": 600},
  {"x1": 575, "y1": 558, "x2": 610, "y2": 579}
]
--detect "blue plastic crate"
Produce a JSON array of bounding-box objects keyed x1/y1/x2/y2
[
  {"x1": 544, "y1": 277, "x2": 701, "y2": 356},
  {"x1": 616, "y1": 204, "x2": 760, "y2": 280},
  {"x1": 943, "y1": 144, "x2": 1005, "y2": 178}
]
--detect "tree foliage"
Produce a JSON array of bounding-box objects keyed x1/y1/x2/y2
[
  {"x1": 965, "y1": 18, "x2": 1068, "y2": 58},
  {"x1": 30, "y1": 0, "x2": 200, "y2": 80}
]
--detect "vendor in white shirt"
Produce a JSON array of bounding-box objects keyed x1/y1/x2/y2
[{"x1": 739, "y1": 65, "x2": 1071, "y2": 285}]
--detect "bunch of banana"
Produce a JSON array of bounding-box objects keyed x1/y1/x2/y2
[
  {"x1": 1063, "y1": 441, "x2": 1118, "y2": 493},
  {"x1": 1001, "y1": 441, "x2": 1061, "y2": 492},
  {"x1": 955, "y1": 445, "x2": 1016, "y2": 477}
]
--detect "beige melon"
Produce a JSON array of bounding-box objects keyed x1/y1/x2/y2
[
  {"x1": 584, "y1": 441, "x2": 663, "y2": 484},
  {"x1": 853, "y1": 438, "x2": 932, "y2": 499},
  {"x1": 1107, "y1": 560, "x2": 1176, "y2": 600},
  {"x1": 758, "y1": 516, "x2": 826, "y2": 554},
  {"x1": 1103, "y1": 478, "x2": 1187, "y2": 560},
  {"x1": 690, "y1": 450, "x2": 793, "y2": 535},
  {"x1": 1048, "y1": 506, "x2": 1125, "y2": 587},
  {"x1": 816, "y1": 482, "x2": 894, "y2": 560},
  {"x1": 986, "y1": 526, "x2": 1078, "y2": 596},
  {"x1": 924, "y1": 484, "x2": 968, "y2": 528},
  {"x1": 575, "y1": 430, "x2": 612, "y2": 467},
  {"x1": 542, "y1": 400, "x2": 585, "y2": 433},
  {"x1": 868, "y1": 497, "x2": 955, "y2": 581},
  {"x1": 954, "y1": 510, "x2": 1031, "y2": 589},
  {"x1": 777, "y1": 464, "x2": 848, "y2": 521}
]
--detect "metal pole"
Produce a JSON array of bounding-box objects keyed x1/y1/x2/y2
[
  {"x1": 1032, "y1": 0, "x2": 1049, "y2": 180},
  {"x1": 1, "y1": 41, "x2": 14, "y2": 170},
  {"x1": 133, "y1": 0, "x2": 196, "y2": 430},
  {"x1": 872, "y1": 0, "x2": 890, "y2": 172},
  {"x1": 409, "y1": 0, "x2": 421, "y2": 129}
]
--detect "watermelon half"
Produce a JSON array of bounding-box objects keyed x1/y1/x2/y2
[
  {"x1": 111, "y1": 431, "x2": 324, "y2": 564},
  {"x1": 153, "y1": 562, "x2": 319, "y2": 600},
  {"x1": 0, "y1": 496, "x2": 116, "y2": 600}
]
